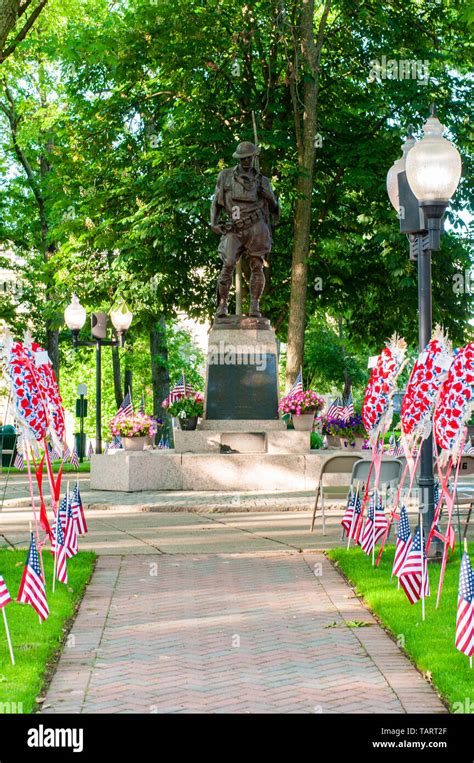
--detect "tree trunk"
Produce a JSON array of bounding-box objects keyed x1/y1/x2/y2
[
  {"x1": 150, "y1": 316, "x2": 170, "y2": 436},
  {"x1": 338, "y1": 316, "x2": 352, "y2": 400},
  {"x1": 0, "y1": 0, "x2": 19, "y2": 52},
  {"x1": 285, "y1": 0, "x2": 331, "y2": 391},
  {"x1": 46, "y1": 326, "x2": 59, "y2": 379},
  {"x1": 123, "y1": 369, "x2": 132, "y2": 402},
  {"x1": 111, "y1": 336, "x2": 123, "y2": 408},
  {"x1": 0, "y1": 0, "x2": 49, "y2": 65}
]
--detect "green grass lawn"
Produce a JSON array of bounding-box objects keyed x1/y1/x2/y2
[
  {"x1": 0, "y1": 548, "x2": 95, "y2": 713},
  {"x1": 328, "y1": 544, "x2": 474, "y2": 713},
  {"x1": 1, "y1": 460, "x2": 90, "y2": 475}
]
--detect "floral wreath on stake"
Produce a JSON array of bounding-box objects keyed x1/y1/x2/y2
[
  {"x1": 362, "y1": 333, "x2": 407, "y2": 447},
  {"x1": 430, "y1": 341, "x2": 474, "y2": 607},
  {"x1": 401, "y1": 326, "x2": 453, "y2": 448},
  {"x1": 433, "y1": 342, "x2": 474, "y2": 466},
  {"x1": 353, "y1": 334, "x2": 407, "y2": 555},
  {"x1": 376, "y1": 327, "x2": 453, "y2": 567}
]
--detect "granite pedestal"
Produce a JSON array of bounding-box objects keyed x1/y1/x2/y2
[
  {"x1": 89, "y1": 449, "x2": 372, "y2": 492},
  {"x1": 90, "y1": 317, "x2": 364, "y2": 493}
]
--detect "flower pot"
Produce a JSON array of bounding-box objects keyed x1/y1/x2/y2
[
  {"x1": 179, "y1": 416, "x2": 198, "y2": 431},
  {"x1": 292, "y1": 412, "x2": 315, "y2": 431},
  {"x1": 327, "y1": 435, "x2": 339, "y2": 447},
  {"x1": 123, "y1": 436, "x2": 147, "y2": 451},
  {"x1": 339, "y1": 437, "x2": 365, "y2": 451}
]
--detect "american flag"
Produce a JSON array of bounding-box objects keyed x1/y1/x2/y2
[
  {"x1": 14, "y1": 451, "x2": 24, "y2": 470},
  {"x1": 341, "y1": 489, "x2": 356, "y2": 536},
  {"x1": 0, "y1": 575, "x2": 11, "y2": 608},
  {"x1": 326, "y1": 396, "x2": 343, "y2": 420},
  {"x1": 17, "y1": 534, "x2": 49, "y2": 621},
  {"x1": 168, "y1": 374, "x2": 195, "y2": 402},
  {"x1": 114, "y1": 391, "x2": 133, "y2": 418},
  {"x1": 393, "y1": 438, "x2": 405, "y2": 457},
  {"x1": 341, "y1": 391, "x2": 355, "y2": 423},
  {"x1": 71, "y1": 481, "x2": 87, "y2": 535},
  {"x1": 87, "y1": 441, "x2": 94, "y2": 459},
  {"x1": 63, "y1": 444, "x2": 72, "y2": 461},
  {"x1": 287, "y1": 371, "x2": 303, "y2": 396},
  {"x1": 361, "y1": 494, "x2": 387, "y2": 555},
  {"x1": 387, "y1": 432, "x2": 396, "y2": 455},
  {"x1": 392, "y1": 505, "x2": 413, "y2": 577},
  {"x1": 70, "y1": 446, "x2": 79, "y2": 469},
  {"x1": 64, "y1": 495, "x2": 78, "y2": 559},
  {"x1": 51, "y1": 496, "x2": 68, "y2": 554},
  {"x1": 48, "y1": 442, "x2": 61, "y2": 461},
  {"x1": 138, "y1": 392, "x2": 145, "y2": 413},
  {"x1": 399, "y1": 527, "x2": 430, "y2": 605},
  {"x1": 350, "y1": 491, "x2": 363, "y2": 542},
  {"x1": 53, "y1": 510, "x2": 67, "y2": 585},
  {"x1": 455, "y1": 551, "x2": 474, "y2": 657}
]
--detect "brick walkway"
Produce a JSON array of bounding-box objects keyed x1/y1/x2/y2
[{"x1": 43, "y1": 552, "x2": 445, "y2": 714}]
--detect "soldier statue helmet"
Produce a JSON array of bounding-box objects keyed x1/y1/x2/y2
[{"x1": 210, "y1": 141, "x2": 279, "y2": 318}]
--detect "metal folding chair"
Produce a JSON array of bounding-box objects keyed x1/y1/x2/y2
[
  {"x1": 310, "y1": 454, "x2": 362, "y2": 534},
  {"x1": 351, "y1": 458, "x2": 403, "y2": 488}
]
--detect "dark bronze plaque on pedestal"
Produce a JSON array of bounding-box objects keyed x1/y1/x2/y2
[{"x1": 206, "y1": 355, "x2": 279, "y2": 420}]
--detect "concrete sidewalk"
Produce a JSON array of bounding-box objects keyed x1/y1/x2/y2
[
  {"x1": 0, "y1": 474, "x2": 460, "y2": 714},
  {"x1": 42, "y1": 553, "x2": 446, "y2": 714}
]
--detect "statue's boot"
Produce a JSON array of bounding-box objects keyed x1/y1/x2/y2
[
  {"x1": 249, "y1": 299, "x2": 261, "y2": 318},
  {"x1": 216, "y1": 299, "x2": 228, "y2": 317},
  {"x1": 215, "y1": 283, "x2": 230, "y2": 317}
]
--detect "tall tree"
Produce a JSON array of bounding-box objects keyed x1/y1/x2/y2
[{"x1": 285, "y1": 0, "x2": 331, "y2": 389}]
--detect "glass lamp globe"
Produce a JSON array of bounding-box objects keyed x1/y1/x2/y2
[
  {"x1": 110, "y1": 299, "x2": 133, "y2": 333},
  {"x1": 405, "y1": 113, "x2": 462, "y2": 203},
  {"x1": 386, "y1": 127, "x2": 416, "y2": 211},
  {"x1": 64, "y1": 294, "x2": 86, "y2": 331}
]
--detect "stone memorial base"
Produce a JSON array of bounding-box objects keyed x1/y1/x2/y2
[
  {"x1": 90, "y1": 448, "x2": 372, "y2": 493},
  {"x1": 173, "y1": 428, "x2": 308, "y2": 454},
  {"x1": 204, "y1": 318, "x2": 280, "y2": 422},
  {"x1": 90, "y1": 317, "x2": 375, "y2": 494}
]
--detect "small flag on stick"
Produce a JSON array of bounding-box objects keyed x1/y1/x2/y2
[
  {"x1": 398, "y1": 526, "x2": 430, "y2": 606},
  {"x1": 13, "y1": 451, "x2": 24, "y2": 470},
  {"x1": 167, "y1": 374, "x2": 195, "y2": 403},
  {"x1": 0, "y1": 576, "x2": 14, "y2": 665},
  {"x1": 455, "y1": 549, "x2": 474, "y2": 661},
  {"x1": 70, "y1": 446, "x2": 79, "y2": 470},
  {"x1": 341, "y1": 391, "x2": 354, "y2": 423},
  {"x1": 361, "y1": 494, "x2": 387, "y2": 555},
  {"x1": 326, "y1": 397, "x2": 343, "y2": 420},
  {"x1": 17, "y1": 534, "x2": 49, "y2": 622},
  {"x1": 115, "y1": 391, "x2": 133, "y2": 418},
  {"x1": 71, "y1": 481, "x2": 87, "y2": 535},
  {"x1": 287, "y1": 370, "x2": 303, "y2": 396},
  {"x1": 64, "y1": 487, "x2": 78, "y2": 559},
  {"x1": 0, "y1": 576, "x2": 11, "y2": 609},
  {"x1": 52, "y1": 510, "x2": 67, "y2": 589},
  {"x1": 392, "y1": 505, "x2": 413, "y2": 578}
]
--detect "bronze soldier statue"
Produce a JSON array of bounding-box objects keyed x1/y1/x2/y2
[{"x1": 210, "y1": 141, "x2": 280, "y2": 318}]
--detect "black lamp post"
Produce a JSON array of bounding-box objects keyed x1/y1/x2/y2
[
  {"x1": 386, "y1": 106, "x2": 462, "y2": 558},
  {"x1": 64, "y1": 296, "x2": 133, "y2": 454}
]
